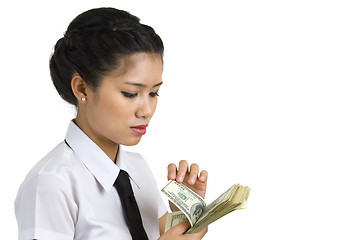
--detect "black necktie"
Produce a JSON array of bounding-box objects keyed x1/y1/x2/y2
[{"x1": 114, "y1": 170, "x2": 149, "y2": 240}]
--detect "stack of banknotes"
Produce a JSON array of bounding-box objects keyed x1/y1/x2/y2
[{"x1": 161, "y1": 180, "x2": 250, "y2": 234}]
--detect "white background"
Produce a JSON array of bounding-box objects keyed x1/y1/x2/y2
[{"x1": 1, "y1": 0, "x2": 360, "y2": 239}]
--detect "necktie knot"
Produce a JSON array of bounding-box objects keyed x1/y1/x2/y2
[{"x1": 114, "y1": 170, "x2": 134, "y2": 199}]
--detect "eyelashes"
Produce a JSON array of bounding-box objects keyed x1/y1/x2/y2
[
  {"x1": 121, "y1": 91, "x2": 137, "y2": 98},
  {"x1": 149, "y1": 92, "x2": 159, "y2": 97},
  {"x1": 121, "y1": 91, "x2": 159, "y2": 98}
]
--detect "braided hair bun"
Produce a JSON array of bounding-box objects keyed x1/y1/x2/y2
[{"x1": 50, "y1": 8, "x2": 164, "y2": 106}]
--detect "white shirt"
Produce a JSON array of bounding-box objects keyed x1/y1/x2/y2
[{"x1": 14, "y1": 121, "x2": 167, "y2": 240}]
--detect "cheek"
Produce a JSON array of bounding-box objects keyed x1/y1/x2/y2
[
  {"x1": 102, "y1": 95, "x2": 135, "y2": 121},
  {"x1": 112, "y1": 102, "x2": 135, "y2": 120},
  {"x1": 153, "y1": 100, "x2": 158, "y2": 114},
  {"x1": 151, "y1": 98, "x2": 158, "y2": 112},
  {"x1": 89, "y1": 93, "x2": 134, "y2": 125}
]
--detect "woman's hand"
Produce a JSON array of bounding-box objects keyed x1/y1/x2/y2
[
  {"x1": 158, "y1": 219, "x2": 208, "y2": 240},
  {"x1": 168, "y1": 160, "x2": 208, "y2": 199},
  {"x1": 160, "y1": 160, "x2": 208, "y2": 238}
]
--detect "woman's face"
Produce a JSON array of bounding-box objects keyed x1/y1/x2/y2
[{"x1": 84, "y1": 53, "x2": 163, "y2": 146}]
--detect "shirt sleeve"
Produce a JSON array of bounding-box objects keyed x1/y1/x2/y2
[
  {"x1": 15, "y1": 173, "x2": 77, "y2": 240},
  {"x1": 158, "y1": 201, "x2": 168, "y2": 219},
  {"x1": 157, "y1": 186, "x2": 168, "y2": 218}
]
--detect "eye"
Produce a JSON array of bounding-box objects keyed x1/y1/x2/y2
[
  {"x1": 121, "y1": 91, "x2": 138, "y2": 98},
  {"x1": 149, "y1": 92, "x2": 159, "y2": 97}
]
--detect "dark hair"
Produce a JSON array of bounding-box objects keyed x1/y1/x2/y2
[{"x1": 49, "y1": 7, "x2": 164, "y2": 106}]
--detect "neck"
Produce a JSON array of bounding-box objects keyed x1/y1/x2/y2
[{"x1": 74, "y1": 115, "x2": 118, "y2": 163}]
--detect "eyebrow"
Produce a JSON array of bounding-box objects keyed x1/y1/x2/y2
[{"x1": 125, "y1": 81, "x2": 163, "y2": 88}]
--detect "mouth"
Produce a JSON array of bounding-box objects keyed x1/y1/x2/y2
[{"x1": 130, "y1": 124, "x2": 148, "y2": 135}]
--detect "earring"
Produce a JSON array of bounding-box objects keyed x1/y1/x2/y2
[{"x1": 81, "y1": 97, "x2": 86, "y2": 102}]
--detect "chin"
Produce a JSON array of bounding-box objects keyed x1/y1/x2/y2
[{"x1": 121, "y1": 137, "x2": 142, "y2": 146}]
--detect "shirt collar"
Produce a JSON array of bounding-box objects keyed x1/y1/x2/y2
[
  {"x1": 116, "y1": 149, "x2": 141, "y2": 190},
  {"x1": 65, "y1": 120, "x2": 120, "y2": 193}
]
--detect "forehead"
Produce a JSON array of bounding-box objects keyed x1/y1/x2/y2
[
  {"x1": 111, "y1": 53, "x2": 163, "y2": 78},
  {"x1": 99, "y1": 53, "x2": 163, "y2": 89}
]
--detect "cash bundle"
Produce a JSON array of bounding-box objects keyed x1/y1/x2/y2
[{"x1": 161, "y1": 180, "x2": 251, "y2": 234}]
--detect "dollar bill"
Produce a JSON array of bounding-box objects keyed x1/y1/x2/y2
[
  {"x1": 164, "y1": 211, "x2": 187, "y2": 232},
  {"x1": 161, "y1": 180, "x2": 250, "y2": 234},
  {"x1": 161, "y1": 180, "x2": 206, "y2": 226}
]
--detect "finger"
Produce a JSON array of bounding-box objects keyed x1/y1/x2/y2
[
  {"x1": 177, "y1": 160, "x2": 189, "y2": 182},
  {"x1": 199, "y1": 170, "x2": 208, "y2": 183},
  {"x1": 194, "y1": 226, "x2": 208, "y2": 238},
  {"x1": 171, "y1": 219, "x2": 191, "y2": 234},
  {"x1": 183, "y1": 226, "x2": 208, "y2": 240},
  {"x1": 188, "y1": 164, "x2": 199, "y2": 185},
  {"x1": 168, "y1": 163, "x2": 177, "y2": 180}
]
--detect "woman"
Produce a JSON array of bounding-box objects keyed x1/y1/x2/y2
[{"x1": 14, "y1": 7, "x2": 208, "y2": 240}]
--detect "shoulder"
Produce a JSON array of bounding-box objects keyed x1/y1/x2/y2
[
  {"x1": 26, "y1": 141, "x2": 81, "y2": 177},
  {"x1": 16, "y1": 141, "x2": 82, "y2": 199},
  {"x1": 27, "y1": 141, "x2": 74, "y2": 172},
  {"x1": 15, "y1": 141, "x2": 79, "y2": 230}
]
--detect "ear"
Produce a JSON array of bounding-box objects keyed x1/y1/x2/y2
[{"x1": 71, "y1": 74, "x2": 89, "y2": 103}]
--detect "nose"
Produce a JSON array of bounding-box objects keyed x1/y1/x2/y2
[{"x1": 135, "y1": 96, "x2": 155, "y2": 120}]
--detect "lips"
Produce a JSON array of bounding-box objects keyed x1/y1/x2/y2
[{"x1": 130, "y1": 124, "x2": 148, "y2": 135}]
